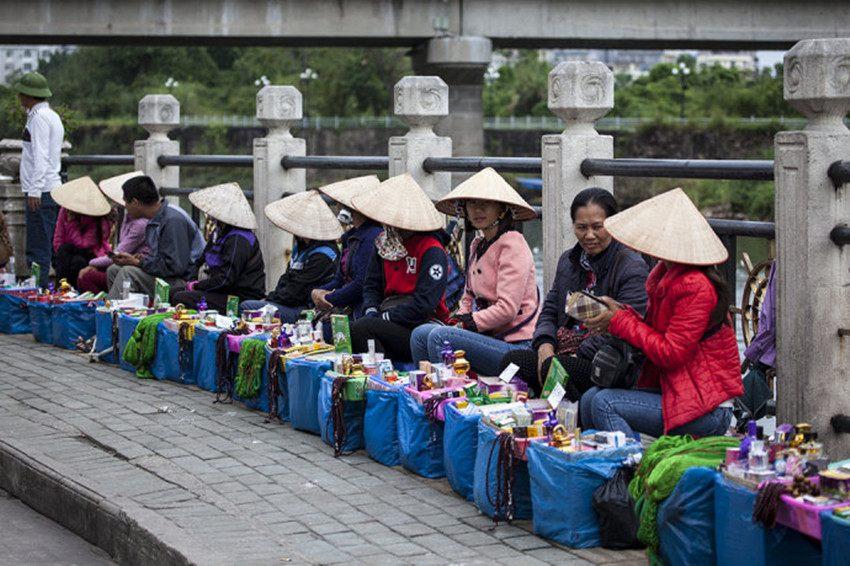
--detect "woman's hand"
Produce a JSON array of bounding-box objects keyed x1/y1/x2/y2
[
  {"x1": 584, "y1": 296, "x2": 622, "y2": 334},
  {"x1": 311, "y1": 288, "x2": 333, "y2": 310},
  {"x1": 537, "y1": 343, "x2": 555, "y2": 377}
]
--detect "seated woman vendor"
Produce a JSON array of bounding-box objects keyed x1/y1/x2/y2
[
  {"x1": 240, "y1": 190, "x2": 340, "y2": 323},
  {"x1": 171, "y1": 182, "x2": 265, "y2": 312},
  {"x1": 501, "y1": 188, "x2": 649, "y2": 399},
  {"x1": 582, "y1": 188, "x2": 743, "y2": 438},
  {"x1": 410, "y1": 168, "x2": 539, "y2": 376},
  {"x1": 349, "y1": 173, "x2": 450, "y2": 363},
  {"x1": 51, "y1": 176, "x2": 114, "y2": 289}
]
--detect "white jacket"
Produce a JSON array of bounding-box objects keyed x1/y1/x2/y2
[{"x1": 19, "y1": 102, "x2": 64, "y2": 198}]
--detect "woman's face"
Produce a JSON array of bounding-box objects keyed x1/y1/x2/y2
[
  {"x1": 573, "y1": 203, "x2": 612, "y2": 256},
  {"x1": 465, "y1": 200, "x2": 504, "y2": 230}
]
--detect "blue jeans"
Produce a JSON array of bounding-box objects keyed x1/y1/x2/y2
[
  {"x1": 410, "y1": 323, "x2": 531, "y2": 376},
  {"x1": 25, "y1": 191, "x2": 58, "y2": 288},
  {"x1": 239, "y1": 300, "x2": 304, "y2": 324},
  {"x1": 580, "y1": 386, "x2": 733, "y2": 438}
]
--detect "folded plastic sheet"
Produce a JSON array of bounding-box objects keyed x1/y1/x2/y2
[
  {"x1": 821, "y1": 511, "x2": 850, "y2": 566},
  {"x1": 363, "y1": 385, "x2": 400, "y2": 467},
  {"x1": 318, "y1": 373, "x2": 365, "y2": 454},
  {"x1": 473, "y1": 420, "x2": 533, "y2": 520},
  {"x1": 443, "y1": 402, "x2": 481, "y2": 501},
  {"x1": 117, "y1": 314, "x2": 141, "y2": 372},
  {"x1": 0, "y1": 293, "x2": 31, "y2": 334},
  {"x1": 193, "y1": 325, "x2": 222, "y2": 392},
  {"x1": 657, "y1": 467, "x2": 719, "y2": 566},
  {"x1": 28, "y1": 300, "x2": 52, "y2": 344},
  {"x1": 51, "y1": 301, "x2": 99, "y2": 350},
  {"x1": 397, "y1": 387, "x2": 445, "y2": 478},
  {"x1": 286, "y1": 357, "x2": 331, "y2": 435},
  {"x1": 94, "y1": 309, "x2": 115, "y2": 362}
]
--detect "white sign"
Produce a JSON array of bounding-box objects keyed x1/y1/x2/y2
[
  {"x1": 547, "y1": 382, "x2": 566, "y2": 409},
  {"x1": 497, "y1": 362, "x2": 519, "y2": 383}
]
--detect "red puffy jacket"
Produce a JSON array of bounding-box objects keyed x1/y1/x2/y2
[{"x1": 609, "y1": 262, "x2": 743, "y2": 432}]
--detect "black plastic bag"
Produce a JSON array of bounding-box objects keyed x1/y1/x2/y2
[{"x1": 592, "y1": 465, "x2": 643, "y2": 550}]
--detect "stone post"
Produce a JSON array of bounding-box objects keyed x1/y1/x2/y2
[
  {"x1": 253, "y1": 86, "x2": 305, "y2": 290},
  {"x1": 774, "y1": 38, "x2": 850, "y2": 454},
  {"x1": 388, "y1": 76, "x2": 452, "y2": 200},
  {"x1": 541, "y1": 61, "x2": 614, "y2": 290},
  {"x1": 134, "y1": 94, "x2": 179, "y2": 194}
]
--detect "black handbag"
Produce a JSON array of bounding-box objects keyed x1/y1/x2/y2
[{"x1": 590, "y1": 338, "x2": 642, "y2": 389}]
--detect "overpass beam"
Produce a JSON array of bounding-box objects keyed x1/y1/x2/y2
[{"x1": 134, "y1": 95, "x2": 179, "y2": 198}]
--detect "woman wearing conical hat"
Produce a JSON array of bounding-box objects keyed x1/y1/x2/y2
[
  {"x1": 169, "y1": 183, "x2": 266, "y2": 313},
  {"x1": 583, "y1": 188, "x2": 743, "y2": 438},
  {"x1": 408, "y1": 168, "x2": 540, "y2": 375},
  {"x1": 78, "y1": 171, "x2": 151, "y2": 293},
  {"x1": 348, "y1": 173, "x2": 451, "y2": 362},
  {"x1": 240, "y1": 190, "x2": 341, "y2": 323},
  {"x1": 50, "y1": 176, "x2": 114, "y2": 289}
]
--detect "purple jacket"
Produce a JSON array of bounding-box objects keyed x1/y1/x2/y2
[
  {"x1": 89, "y1": 213, "x2": 149, "y2": 269},
  {"x1": 744, "y1": 261, "x2": 776, "y2": 368}
]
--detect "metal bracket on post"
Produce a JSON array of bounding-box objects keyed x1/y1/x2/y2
[
  {"x1": 830, "y1": 223, "x2": 850, "y2": 246},
  {"x1": 828, "y1": 160, "x2": 850, "y2": 189}
]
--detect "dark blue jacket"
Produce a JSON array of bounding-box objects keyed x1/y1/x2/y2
[{"x1": 319, "y1": 221, "x2": 381, "y2": 319}]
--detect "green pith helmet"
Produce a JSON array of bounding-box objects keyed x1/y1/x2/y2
[{"x1": 13, "y1": 72, "x2": 52, "y2": 99}]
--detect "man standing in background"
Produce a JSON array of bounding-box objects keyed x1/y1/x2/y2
[{"x1": 15, "y1": 72, "x2": 64, "y2": 287}]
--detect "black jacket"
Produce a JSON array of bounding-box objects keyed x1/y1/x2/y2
[
  {"x1": 532, "y1": 240, "x2": 650, "y2": 359},
  {"x1": 267, "y1": 240, "x2": 338, "y2": 307},
  {"x1": 192, "y1": 228, "x2": 266, "y2": 300},
  {"x1": 140, "y1": 203, "x2": 200, "y2": 279}
]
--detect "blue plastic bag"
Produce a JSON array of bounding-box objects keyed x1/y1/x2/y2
[
  {"x1": 150, "y1": 322, "x2": 196, "y2": 384},
  {"x1": 363, "y1": 386, "x2": 400, "y2": 467},
  {"x1": 94, "y1": 309, "x2": 115, "y2": 362},
  {"x1": 0, "y1": 293, "x2": 31, "y2": 334},
  {"x1": 286, "y1": 357, "x2": 331, "y2": 434},
  {"x1": 318, "y1": 373, "x2": 365, "y2": 454},
  {"x1": 193, "y1": 325, "x2": 222, "y2": 392},
  {"x1": 657, "y1": 467, "x2": 719, "y2": 565},
  {"x1": 443, "y1": 402, "x2": 480, "y2": 501},
  {"x1": 821, "y1": 511, "x2": 850, "y2": 566},
  {"x1": 527, "y1": 441, "x2": 642, "y2": 548},
  {"x1": 397, "y1": 388, "x2": 445, "y2": 478},
  {"x1": 28, "y1": 301, "x2": 53, "y2": 344},
  {"x1": 473, "y1": 421, "x2": 532, "y2": 520},
  {"x1": 714, "y1": 476, "x2": 822, "y2": 566},
  {"x1": 118, "y1": 314, "x2": 141, "y2": 373},
  {"x1": 52, "y1": 301, "x2": 98, "y2": 350}
]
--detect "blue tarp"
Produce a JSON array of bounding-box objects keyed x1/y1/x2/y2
[
  {"x1": 117, "y1": 314, "x2": 140, "y2": 373},
  {"x1": 94, "y1": 309, "x2": 115, "y2": 362},
  {"x1": 657, "y1": 467, "x2": 719, "y2": 566},
  {"x1": 318, "y1": 373, "x2": 365, "y2": 454},
  {"x1": 714, "y1": 476, "x2": 822, "y2": 566},
  {"x1": 28, "y1": 301, "x2": 52, "y2": 344},
  {"x1": 0, "y1": 293, "x2": 31, "y2": 334},
  {"x1": 821, "y1": 511, "x2": 850, "y2": 566},
  {"x1": 52, "y1": 301, "x2": 99, "y2": 350},
  {"x1": 193, "y1": 325, "x2": 221, "y2": 392},
  {"x1": 286, "y1": 357, "x2": 331, "y2": 435},
  {"x1": 150, "y1": 323, "x2": 196, "y2": 384},
  {"x1": 397, "y1": 388, "x2": 445, "y2": 479},
  {"x1": 443, "y1": 403, "x2": 480, "y2": 501},
  {"x1": 527, "y1": 440, "x2": 642, "y2": 549},
  {"x1": 473, "y1": 421, "x2": 532, "y2": 520},
  {"x1": 363, "y1": 385, "x2": 400, "y2": 467}
]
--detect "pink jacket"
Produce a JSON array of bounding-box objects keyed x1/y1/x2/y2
[
  {"x1": 52, "y1": 207, "x2": 112, "y2": 257},
  {"x1": 458, "y1": 231, "x2": 540, "y2": 342},
  {"x1": 89, "y1": 212, "x2": 150, "y2": 269}
]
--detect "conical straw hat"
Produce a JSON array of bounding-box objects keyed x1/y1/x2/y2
[
  {"x1": 436, "y1": 167, "x2": 537, "y2": 221},
  {"x1": 264, "y1": 190, "x2": 343, "y2": 241},
  {"x1": 603, "y1": 188, "x2": 727, "y2": 265},
  {"x1": 317, "y1": 175, "x2": 380, "y2": 212},
  {"x1": 189, "y1": 182, "x2": 257, "y2": 230},
  {"x1": 52, "y1": 176, "x2": 112, "y2": 217},
  {"x1": 98, "y1": 171, "x2": 143, "y2": 206},
  {"x1": 350, "y1": 173, "x2": 444, "y2": 231}
]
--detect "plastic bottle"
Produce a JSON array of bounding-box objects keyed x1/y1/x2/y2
[
  {"x1": 121, "y1": 278, "x2": 131, "y2": 300},
  {"x1": 7, "y1": 256, "x2": 15, "y2": 277},
  {"x1": 440, "y1": 340, "x2": 455, "y2": 366}
]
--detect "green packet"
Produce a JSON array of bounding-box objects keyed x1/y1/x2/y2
[
  {"x1": 226, "y1": 295, "x2": 240, "y2": 318},
  {"x1": 154, "y1": 278, "x2": 170, "y2": 307},
  {"x1": 331, "y1": 313, "x2": 352, "y2": 353},
  {"x1": 540, "y1": 357, "x2": 570, "y2": 399}
]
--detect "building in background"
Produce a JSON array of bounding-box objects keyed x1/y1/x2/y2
[
  {"x1": 0, "y1": 45, "x2": 66, "y2": 84},
  {"x1": 543, "y1": 49, "x2": 664, "y2": 79}
]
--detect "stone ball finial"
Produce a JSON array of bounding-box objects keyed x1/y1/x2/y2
[
  {"x1": 547, "y1": 61, "x2": 614, "y2": 132},
  {"x1": 138, "y1": 94, "x2": 180, "y2": 139},
  {"x1": 784, "y1": 38, "x2": 850, "y2": 131},
  {"x1": 393, "y1": 76, "x2": 449, "y2": 132},
  {"x1": 256, "y1": 86, "x2": 303, "y2": 135}
]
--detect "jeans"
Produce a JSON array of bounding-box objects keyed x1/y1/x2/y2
[
  {"x1": 239, "y1": 299, "x2": 304, "y2": 323},
  {"x1": 25, "y1": 191, "x2": 58, "y2": 288},
  {"x1": 580, "y1": 386, "x2": 733, "y2": 438},
  {"x1": 410, "y1": 323, "x2": 531, "y2": 376}
]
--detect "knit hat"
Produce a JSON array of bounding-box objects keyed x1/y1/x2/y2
[
  {"x1": 317, "y1": 175, "x2": 380, "y2": 212},
  {"x1": 98, "y1": 171, "x2": 143, "y2": 206},
  {"x1": 604, "y1": 187, "x2": 728, "y2": 265},
  {"x1": 264, "y1": 190, "x2": 343, "y2": 241},
  {"x1": 350, "y1": 173, "x2": 444, "y2": 232},
  {"x1": 13, "y1": 72, "x2": 52, "y2": 98},
  {"x1": 52, "y1": 176, "x2": 112, "y2": 217},
  {"x1": 189, "y1": 182, "x2": 257, "y2": 230},
  {"x1": 436, "y1": 167, "x2": 537, "y2": 221}
]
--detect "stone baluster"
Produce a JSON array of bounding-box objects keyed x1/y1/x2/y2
[
  {"x1": 774, "y1": 38, "x2": 850, "y2": 454},
  {"x1": 253, "y1": 86, "x2": 305, "y2": 290},
  {"x1": 134, "y1": 94, "x2": 180, "y2": 196},
  {"x1": 540, "y1": 61, "x2": 615, "y2": 290},
  {"x1": 388, "y1": 76, "x2": 452, "y2": 200}
]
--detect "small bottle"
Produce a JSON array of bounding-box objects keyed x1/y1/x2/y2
[
  {"x1": 453, "y1": 350, "x2": 470, "y2": 376},
  {"x1": 748, "y1": 440, "x2": 769, "y2": 472},
  {"x1": 197, "y1": 295, "x2": 208, "y2": 312},
  {"x1": 440, "y1": 340, "x2": 455, "y2": 367},
  {"x1": 7, "y1": 256, "x2": 15, "y2": 278},
  {"x1": 121, "y1": 278, "x2": 131, "y2": 300}
]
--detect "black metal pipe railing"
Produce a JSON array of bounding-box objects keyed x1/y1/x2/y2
[
  {"x1": 581, "y1": 158, "x2": 775, "y2": 181},
  {"x1": 62, "y1": 155, "x2": 134, "y2": 166},
  {"x1": 830, "y1": 224, "x2": 850, "y2": 246},
  {"x1": 828, "y1": 160, "x2": 850, "y2": 188},
  {"x1": 423, "y1": 157, "x2": 542, "y2": 174},
  {"x1": 158, "y1": 155, "x2": 253, "y2": 168},
  {"x1": 281, "y1": 155, "x2": 389, "y2": 170}
]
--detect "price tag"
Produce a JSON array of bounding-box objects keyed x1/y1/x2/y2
[
  {"x1": 497, "y1": 362, "x2": 519, "y2": 383},
  {"x1": 547, "y1": 382, "x2": 566, "y2": 409}
]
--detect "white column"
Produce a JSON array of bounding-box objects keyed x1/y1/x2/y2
[
  {"x1": 134, "y1": 94, "x2": 179, "y2": 194},
  {"x1": 388, "y1": 76, "x2": 452, "y2": 200},
  {"x1": 541, "y1": 61, "x2": 614, "y2": 290},
  {"x1": 774, "y1": 38, "x2": 850, "y2": 455},
  {"x1": 253, "y1": 86, "x2": 305, "y2": 290}
]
